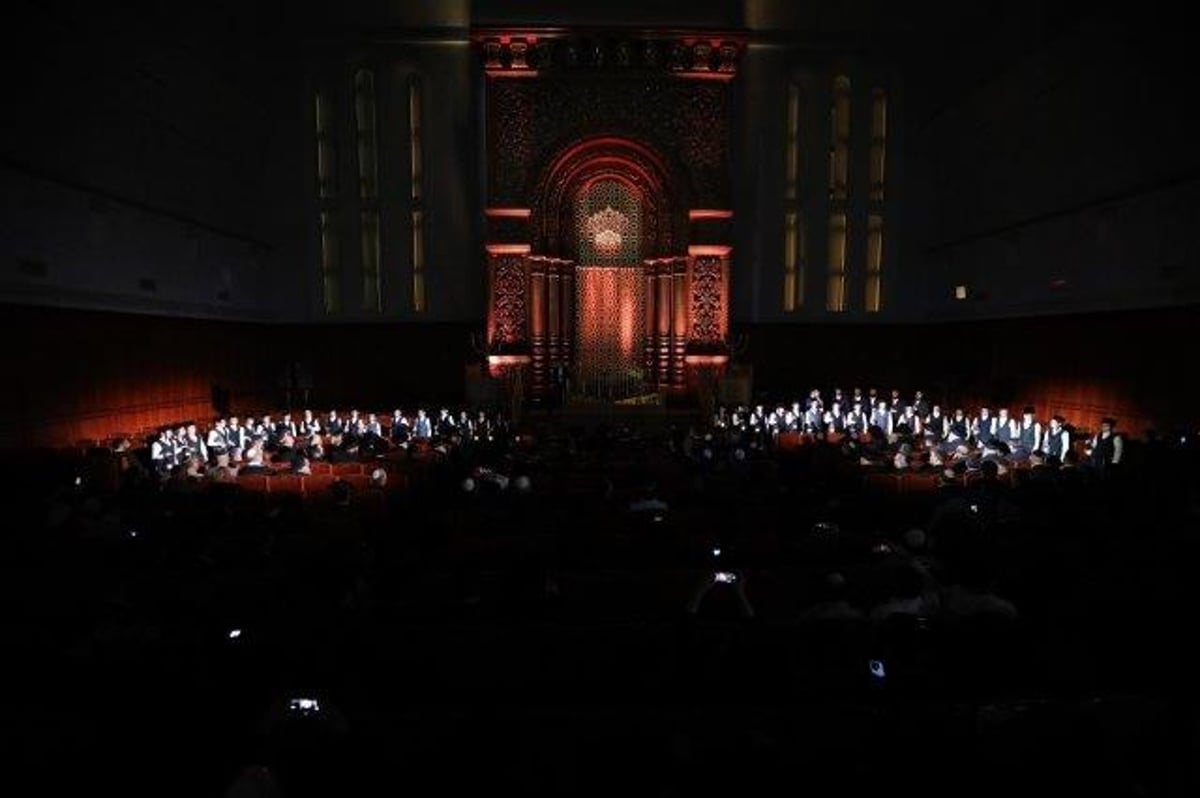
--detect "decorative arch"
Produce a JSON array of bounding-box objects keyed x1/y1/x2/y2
[
  {"x1": 484, "y1": 132, "x2": 729, "y2": 397},
  {"x1": 531, "y1": 135, "x2": 688, "y2": 257}
]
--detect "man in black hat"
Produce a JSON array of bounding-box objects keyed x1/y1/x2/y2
[{"x1": 1086, "y1": 417, "x2": 1124, "y2": 475}]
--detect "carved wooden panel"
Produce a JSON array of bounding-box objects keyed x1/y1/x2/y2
[
  {"x1": 689, "y1": 254, "x2": 725, "y2": 343},
  {"x1": 488, "y1": 76, "x2": 730, "y2": 209},
  {"x1": 490, "y1": 254, "x2": 528, "y2": 346}
]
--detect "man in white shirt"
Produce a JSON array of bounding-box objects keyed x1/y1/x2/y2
[
  {"x1": 1014, "y1": 406, "x2": 1042, "y2": 460},
  {"x1": 1042, "y1": 415, "x2": 1071, "y2": 462},
  {"x1": 206, "y1": 419, "x2": 228, "y2": 461}
]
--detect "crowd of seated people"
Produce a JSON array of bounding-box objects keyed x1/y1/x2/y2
[
  {"x1": 709, "y1": 387, "x2": 1126, "y2": 477},
  {"x1": 16, "y1": 385, "x2": 1199, "y2": 798},
  {"x1": 145, "y1": 406, "x2": 513, "y2": 481}
]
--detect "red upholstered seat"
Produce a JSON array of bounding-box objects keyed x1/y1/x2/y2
[
  {"x1": 332, "y1": 462, "x2": 363, "y2": 476},
  {"x1": 310, "y1": 461, "x2": 333, "y2": 476},
  {"x1": 238, "y1": 474, "x2": 268, "y2": 493},
  {"x1": 270, "y1": 475, "x2": 303, "y2": 495},
  {"x1": 776, "y1": 432, "x2": 803, "y2": 451},
  {"x1": 902, "y1": 472, "x2": 939, "y2": 494},
  {"x1": 866, "y1": 472, "x2": 902, "y2": 495},
  {"x1": 302, "y1": 474, "x2": 336, "y2": 498},
  {"x1": 341, "y1": 474, "x2": 370, "y2": 492}
]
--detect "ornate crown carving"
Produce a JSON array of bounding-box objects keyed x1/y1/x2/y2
[{"x1": 585, "y1": 205, "x2": 630, "y2": 255}]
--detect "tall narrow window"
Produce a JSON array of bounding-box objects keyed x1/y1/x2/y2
[
  {"x1": 784, "y1": 212, "x2": 808, "y2": 312},
  {"x1": 829, "y1": 75, "x2": 851, "y2": 202},
  {"x1": 354, "y1": 69, "x2": 381, "y2": 312},
  {"x1": 319, "y1": 210, "x2": 341, "y2": 313},
  {"x1": 869, "y1": 89, "x2": 887, "y2": 202},
  {"x1": 315, "y1": 91, "x2": 340, "y2": 313},
  {"x1": 785, "y1": 84, "x2": 800, "y2": 202},
  {"x1": 865, "y1": 214, "x2": 883, "y2": 313},
  {"x1": 827, "y1": 212, "x2": 847, "y2": 312},
  {"x1": 409, "y1": 77, "x2": 426, "y2": 312},
  {"x1": 354, "y1": 70, "x2": 378, "y2": 200},
  {"x1": 315, "y1": 93, "x2": 336, "y2": 199},
  {"x1": 866, "y1": 88, "x2": 887, "y2": 311},
  {"x1": 360, "y1": 210, "x2": 381, "y2": 312},
  {"x1": 827, "y1": 75, "x2": 851, "y2": 312},
  {"x1": 783, "y1": 83, "x2": 805, "y2": 311},
  {"x1": 783, "y1": 211, "x2": 798, "y2": 312}
]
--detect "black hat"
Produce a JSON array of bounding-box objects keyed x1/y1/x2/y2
[
  {"x1": 1022, "y1": 405, "x2": 1036, "y2": 415},
  {"x1": 1101, "y1": 417, "x2": 1117, "y2": 426}
]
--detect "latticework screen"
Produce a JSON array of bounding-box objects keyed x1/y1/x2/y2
[
  {"x1": 575, "y1": 267, "x2": 645, "y2": 393},
  {"x1": 575, "y1": 179, "x2": 641, "y2": 263},
  {"x1": 573, "y1": 180, "x2": 645, "y2": 395}
]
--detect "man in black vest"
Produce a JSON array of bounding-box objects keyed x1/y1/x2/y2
[
  {"x1": 1013, "y1": 406, "x2": 1042, "y2": 461},
  {"x1": 844, "y1": 401, "x2": 868, "y2": 436},
  {"x1": 1042, "y1": 415, "x2": 1071, "y2": 463},
  {"x1": 973, "y1": 407, "x2": 997, "y2": 447},
  {"x1": 912, "y1": 390, "x2": 931, "y2": 420},
  {"x1": 1086, "y1": 417, "x2": 1124, "y2": 476}
]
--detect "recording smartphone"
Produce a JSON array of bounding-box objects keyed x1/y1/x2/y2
[
  {"x1": 714, "y1": 571, "x2": 737, "y2": 584},
  {"x1": 289, "y1": 697, "x2": 320, "y2": 714}
]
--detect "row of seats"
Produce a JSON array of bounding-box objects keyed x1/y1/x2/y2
[
  {"x1": 863, "y1": 467, "x2": 1028, "y2": 495},
  {"x1": 234, "y1": 471, "x2": 404, "y2": 497}
]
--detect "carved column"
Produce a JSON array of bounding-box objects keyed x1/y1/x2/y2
[
  {"x1": 560, "y1": 260, "x2": 575, "y2": 372},
  {"x1": 643, "y1": 262, "x2": 658, "y2": 383},
  {"x1": 529, "y1": 256, "x2": 548, "y2": 393},
  {"x1": 643, "y1": 256, "x2": 689, "y2": 389},
  {"x1": 671, "y1": 260, "x2": 688, "y2": 387},
  {"x1": 547, "y1": 260, "x2": 560, "y2": 370}
]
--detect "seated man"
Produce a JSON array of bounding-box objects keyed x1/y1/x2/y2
[
  {"x1": 326, "y1": 432, "x2": 359, "y2": 463},
  {"x1": 240, "y1": 442, "x2": 271, "y2": 473}
]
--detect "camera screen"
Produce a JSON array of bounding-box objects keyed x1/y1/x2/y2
[{"x1": 289, "y1": 698, "x2": 320, "y2": 714}]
